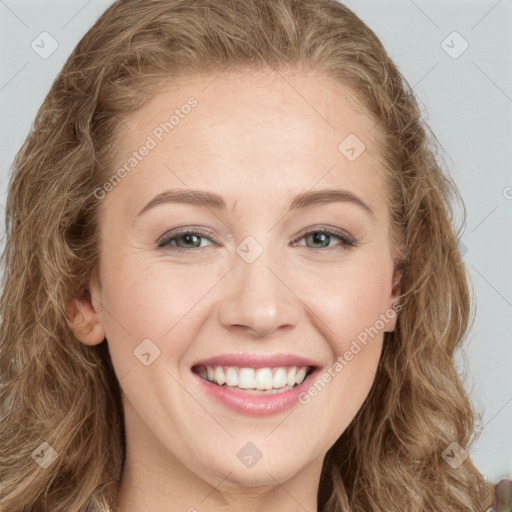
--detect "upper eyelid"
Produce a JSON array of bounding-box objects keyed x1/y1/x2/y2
[{"x1": 292, "y1": 225, "x2": 355, "y2": 243}]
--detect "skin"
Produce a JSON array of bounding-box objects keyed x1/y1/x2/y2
[{"x1": 69, "y1": 68, "x2": 402, "y2": 512}]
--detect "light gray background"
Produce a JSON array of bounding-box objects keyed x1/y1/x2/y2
[{"x1": 1, "y1": 0, "x2": 511, "y2": 482}]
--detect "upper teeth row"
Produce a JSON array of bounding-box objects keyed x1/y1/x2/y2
[{"x1": 197, "y1": 365, "x2": 310, "y2": 390}]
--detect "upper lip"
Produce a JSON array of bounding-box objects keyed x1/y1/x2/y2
[{"x1": 191, "y1": 352, "x2": 320, "y2": 369}]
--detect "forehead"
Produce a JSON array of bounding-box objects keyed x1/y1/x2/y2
[
  {"x1": 106, "y1": 69, "x2": 388, "y2": 218},
  {"x1": 117, "y1": 68, "x2": 378, "y2": 149}
]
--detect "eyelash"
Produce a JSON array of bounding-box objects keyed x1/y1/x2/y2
[{"x1": 157, "y1": 226, "x2": 357, "y2": 253}]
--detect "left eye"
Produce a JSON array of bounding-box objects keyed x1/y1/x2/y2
[
  {"x1": 157, "y1": 228, "x2": 356, "y2": 252},
  {"x1": 293, "y1": 229, "x2": 356, "y2": 250}
]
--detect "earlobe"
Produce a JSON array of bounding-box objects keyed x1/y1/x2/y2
[
  {"x1": 384, "y1": 268, "x2": 403, "y2": 333},
  {"x1": 67, "y1": 284, "x2": 105, "y2": 346},
  {"x1": 391, "y1": 264, "x2": 403, "y2": 297}
]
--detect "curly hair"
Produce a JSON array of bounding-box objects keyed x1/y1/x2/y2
[{"x1": 0, "y1": 0, "x2": 492, "y2": 510}]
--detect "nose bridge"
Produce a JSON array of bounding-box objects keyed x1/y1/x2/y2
[{"x1": 218, "y1": 235, "x2": 301, "y2": 337}]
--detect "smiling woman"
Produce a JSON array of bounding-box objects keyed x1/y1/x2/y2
[{"x1": 0, "y1": 1, "x2": 494, "y2": 511}]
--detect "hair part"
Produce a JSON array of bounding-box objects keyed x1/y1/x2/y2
[{"x1": 0, "y1": 0, "x2": 490, "y2": 510}]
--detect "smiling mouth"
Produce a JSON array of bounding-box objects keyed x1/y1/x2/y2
[{"x1": 192, "y1": 364, "x2": 315, "y2": 394}]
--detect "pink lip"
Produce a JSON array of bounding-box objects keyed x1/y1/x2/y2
[
  {"x1": 192, "y1": 366, "x2": 321, "y2": 417},
  {"x1": 191, "y1": 352, "x2": 320, "y2": 369}
]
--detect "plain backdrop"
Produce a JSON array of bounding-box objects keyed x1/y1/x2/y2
[{"x1": 1, "y1": 0, "x2": 511, "y2": 483}]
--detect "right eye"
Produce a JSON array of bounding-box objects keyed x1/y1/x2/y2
[{"x1": 157, "y1": 228, "x2": 220, "y2": 252}]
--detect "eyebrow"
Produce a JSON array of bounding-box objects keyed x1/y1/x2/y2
[{"x1": 136, "y1": 188, "x2": 375, "y2": 219}]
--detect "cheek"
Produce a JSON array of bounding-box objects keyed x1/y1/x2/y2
[
  {"x1": 297, "y1": 260, "x2": 393, "y2": 354},
  {"x1": 296, "y1": 262, "x2": 390, "y2": 434},
  {"x1": 98, "y1": 262, "x2": 222, "y2": 360}
]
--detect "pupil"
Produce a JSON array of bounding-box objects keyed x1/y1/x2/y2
[
  {"x1": 181, "y1": 234, "x2": 200, "y2": 247},
  {"x1": 311, "y1": 232, "x2": 328, "y2": 248}
]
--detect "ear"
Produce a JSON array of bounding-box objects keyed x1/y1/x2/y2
[
  {"x1": 384, "y1": 266, "x2": 403, "y2": 333},
  {"x1": 67, "y1": 277, "x2": 105, "y2": 346}
]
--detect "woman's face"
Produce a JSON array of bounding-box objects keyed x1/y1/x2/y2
[{"x1": 75, "y1": 69, "x2": 400, "y2": 504}]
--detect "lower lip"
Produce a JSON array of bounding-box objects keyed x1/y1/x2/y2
[{"x1": 192, "y1": 368, "x2": 320, "y2": 417}]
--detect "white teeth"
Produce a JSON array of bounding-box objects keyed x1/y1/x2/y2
[
  {"x1": 255, "y1": 368, "x2": 273, "y2": 390},
  {"x1": 238, "y1": 368, "x2": 256, "y2": 389},
  {"x1": 272, "y1": 368, "x2": 287, "y2": 389},
  {"x1": 295, "y1": 367, "x2": 307, "y2": 384},
  {"x1": 225, "y1": 367, "x2": 238, "y2": 387},
  {"x1": 196, "y1": 365, "x2": 311, "y2": 390},
  {"x1": 214, "y1": 367, "x2": 225, "y2": 386},
  {"x1": 286, "y1": 367, "x2": 296, "y2": 386}
]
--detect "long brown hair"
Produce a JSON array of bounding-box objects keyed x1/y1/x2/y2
[{"x1": 0, "y1": 0, "x2": 491, "y2": 510}]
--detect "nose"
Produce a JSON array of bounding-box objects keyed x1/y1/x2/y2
[{"x1": 218, "y1": 246, "x2": 302, "y2": 338}]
